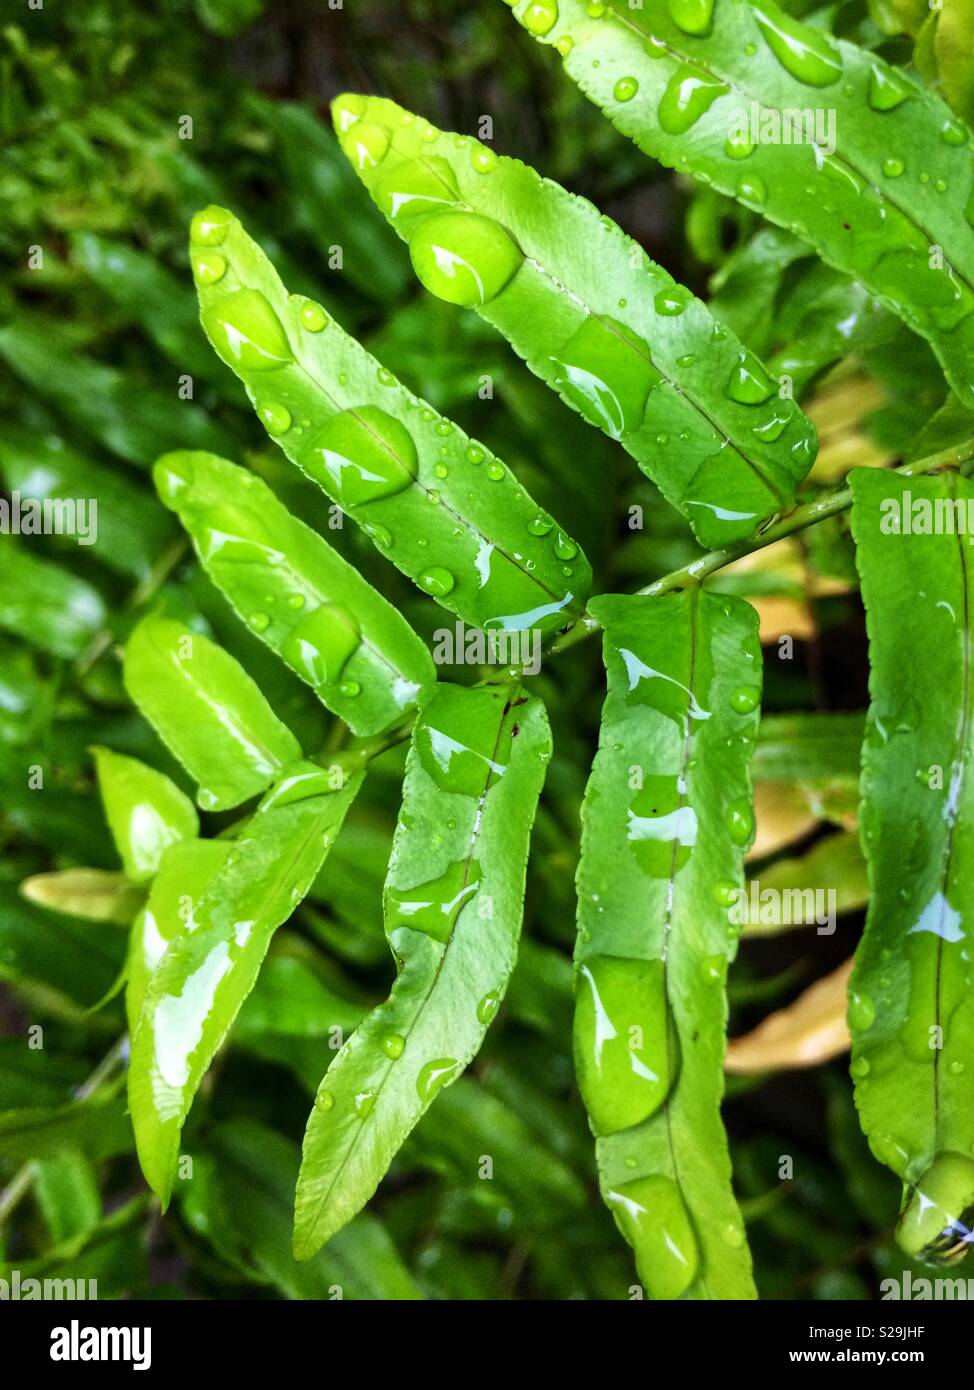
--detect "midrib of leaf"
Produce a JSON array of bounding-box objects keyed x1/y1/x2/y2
[
  {"x1": 657, "y1": 584, "x2": 716, "y2": 1300},
  {"x1": 601, "y1": 1, "x2": 974, "y2": 300},
  {"x1": 146, "y1": 624, "x2": 289, "y2": 776},
  {"x1": 933, "y1": 475, "x2": 973, "y2": 1137},
  {"x1": 298, "y1": 684, "x2": 516, "y2": 1234},
  {"x1": 288, "y1": 356, "x2": 565, "y2": 608},
  {"x1": 400, "y1": 148, "x2": 790, "y2": 507}
]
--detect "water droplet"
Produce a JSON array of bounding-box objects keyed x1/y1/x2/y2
[
  {"x1": 465, "y1": 445, "x2": 485, "y2": 465},
  {"x1": 258, "y1": 400, "x2": 291, "y2": 436},
  {"x1": 154, "y1": 451, "x2": 195, "y2": 506},
  {"x1": 725, "y1": 128, "x2": 755, "y2": 159},
  {"x1": 471, "y1": 143, "x2": 498, "y2": 173},
  {"x1": 724, "y1": 797, "x2": 754, "y2": 847},
  {"x1": 333, "y1": 92, "x2": 367, "y2": 133},
  {"x1": 556, "y1": 34, "x2": 574, "y2": 56},
  {"x1": 190, "y1": 204, "x2": 231, "y2": 246},
  {"x1": 192, "y1": 251, "x2": 226, "y2": 285},
  {"x1": 735, "y1": 174, "x2": 767, "y2": 209},
  {"x1": 528, "y1": 513, "x2": 553, "y2": 536},
  {"x1": 486, "y1": 461, "x2": 506, "y2": 481},
  {"x1": 868, "y1": 62, "x2": 912, "y2": 112},
  {"x1": 627, "y1": 776, "x2": 697, "y2": 876},
  {"x1": 249, "y1": 612, "x2": 270, "y2": 633},
  {"x1": 315, "y1": 1090, "x2": 334, "y2": 1112},
  {"x1": 202, "y1": 288, "x2": 293, "y2": 372},
  {"x1": 850, "y1": 1055, "x2": 870, "y2": 1078},
  {"x1": 375, "y1": 155, "x2": 460, "y2": 228},
  {"x1": 477, "y1": 991, "x2": 500, "y2": 1025},
  {"x1": 722, "y1": 1220, "x2": 745, "y2": 1248},
  {"x1": 896, "y1": 1152, "x2": 974, "y2": 1264},
  {"x1": 417, "y1": 1057, "x2": 460, "y2": 1102},
  {"x1": 727, "y1": 349, "x2": 776, "y2": 403},
  {"x1": 388, "y1": 861, "x2": 482, "y2": 942},
  {"x1": 418, "y1": 566, "x2": 455, "y2": 598},
  {"x1": 521, "y1": 0, "x2": 558, "y2": 30},
  {"x1": 306, "y1": 405, "x2": 418, "y2": 506},
  {"x1": 848, "y1": 990, "x2": 876, "y2": 1031},
  {"x1": 882, "y1": 156, "x2": 905, "y2": 178},
  {"x1": 658, "y1": 64, "x2": 729, "y2": 136},
  {"x1": 418, "y1": 700, "x2": 509, "y2": 796},
  {"x1": 354, "y1": 1089, "x2": 378, "y2": 1118},
  {"x1": 340, "y1": 120, "x2": 391, "y2": 172},
  {"x1": 606, "y1": 1174, "x2": 699, "y2": 1299},
  {"x1": 281, "y1": 603, "x2": 360, "y2": 687},
  {"x1": 550, "y1": 314, "x2": 661, "y2": 438},
  {"x1": 941, "y1": 120, "x2": 967, "y2": 146},
  {"x1": 753, "y1": 2, "x2": 842, "y2": 87},
  {"x1": 553, "y1": 532, "x2": 578, "y2": 560},
  {"x1": 408, "y1": 211, "x2": 523, "y2": 307},
  {"x1": 701, "y1": 955, "x2": 724, "y2": 984},
  {"x1": 644, "y1": 34, "x2": 667, "y2": 58},
  {"x1": 377, "y1": 367, "x2": 395, "y2": 387},
  {"x1": 614, "y1": 76, "x2": 639, "y2": 102},
  {"x1": 712, "y1": 879, "x2": 738, "y2": 907},
  {"x1": 730, "y1": 684, "x2": 760, "y2": 714},
  {"x1": 574, "y1": 955, "x2": 677, "y2": 1134},
  {"x1": 667, "y1": 0, "x2": 713, "y2": 35},
  {"x1": 338, "y1": 680, "x2": 360, "y2": 698},
  {"x1": 654, "y1": 286, "x2": 689, "y2": 316},
  {"x1": 299, "y1": 300, "x2": 328, "y2": 332},
  {"x1": 382, "y1": 1033, "x2": 405, "y2": 1059}
]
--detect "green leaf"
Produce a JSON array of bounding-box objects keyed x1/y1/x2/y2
[
  {"x1": 752, "y1": 710, "x2": 865, "y2": 781},
  {"x1": 0, "y1": 424, "x2": 178, "y2": 580},
  {"x1": 506, "y1": 0, "x2": 974, "y2": 410},
  {"x1": 0, "y1": 545, "x2": 104, "y2": 659},
  {"x1": 934, "y1": 0, "x2": 974, "y2": 127},
  {"x1": 129, "y1": 762, "x2": 363, "y2": 1206},
  {"x1": 0, "y1": 1080, "x2": 132, "y2": 1165},
  {"x1": 0, "y1": 883, "x2": 125, "y2": 1012},
  {"x1": 183, "y1": 1118, "x2": 423, "y2": 1299},
  {"x1": 189, "y1": 206, "x2": 591, "y2": 635},
  {"x1": 154, "y1": 449, "x2": 436, "y2": 736},
  {"x1": 93, "y1": 746, "x2": 199, "y2": 883},
  {"x1": 33, "y1": 1151, "x2": 101, "y2": 1243},
  {"x1": 333, "y1": 92, "x2": 817, "y2": 548},
  {"x1": 20, "y1": 869, "x2": 145, "y2": 925},
  {"x1": 125, "y1": 839, "x2": 232, "y2": 1034},
  {"x1": 849, "y1": 468, "x2": 974, "y2": 1265},
  {"x1": 293, "y1": 683, "x2": 551, "y2": 1258},
  {"x1": 575, "y1": 589, "x2": 761, "y2": 1298},
  {"x1": 122, "y1": 612, "x2": 302, "y2": 811},
  {"x1": 247, "y1": 97, "x2": 410, "y2": 302},
  {"x1": 0, "y1": 315, "x2": 236, "y2": 465}
]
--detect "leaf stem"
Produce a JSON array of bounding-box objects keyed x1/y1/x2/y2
[{"x1": 549, "y1": 438, "x2": 974, "y2": 656}]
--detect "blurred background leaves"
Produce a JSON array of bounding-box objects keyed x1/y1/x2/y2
[{"x1": 0, "y1": 0, "x2": 949, "y2": 1298}]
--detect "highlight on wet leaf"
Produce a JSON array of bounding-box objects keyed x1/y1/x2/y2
[
  {"x1": 574, "y1": 589, "x2": 762, "y2": 1298},
  {"x1": 189, "y1": 205, "x2": 592, "y2": 636},
  {"x1": 333, "y1": 91, "x2": 817, "y2": 548},
  {"x1": 293, "y1": 683, "x2": 551, "y2": 1258},
  {"x1": 506, "y1": 0, "x2": 974, "y2": 410}
]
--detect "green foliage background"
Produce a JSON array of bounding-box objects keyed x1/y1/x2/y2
[{"x1": 0, "y1": 0, "x2": 967, "y2": 1299}]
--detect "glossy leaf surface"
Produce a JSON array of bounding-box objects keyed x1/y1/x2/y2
[
  {"x1": 507, "y1": 0, "x2": 974, "y2": 409},
  {"x1": 154, "y1": 450, "x2": 436, "y2": 736},
  {"x1": 93, "y1": 746, "x2": 199, "y2": 884},
  {"x1": 129, "y1": 763, "x2": 363, "y2": 1205},
  {"x1": 123, "y1": 612, "x2": 302, "y2": 811},
  {"x1": 576, "y1": 589, "x2": 761, "y2": 1298},
  {"x1": 293, "y1": 683, "x2": 551, "y2": 1257},
  {"x1": 850, "y1": 468, "x2": 974, "y2": 1265},
  {"x1": 336, "y1": 92, "x2": 817, "y2": 547},
  {"x1": 190, "y1": 206, "x2": 591, "y2": 635}
]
